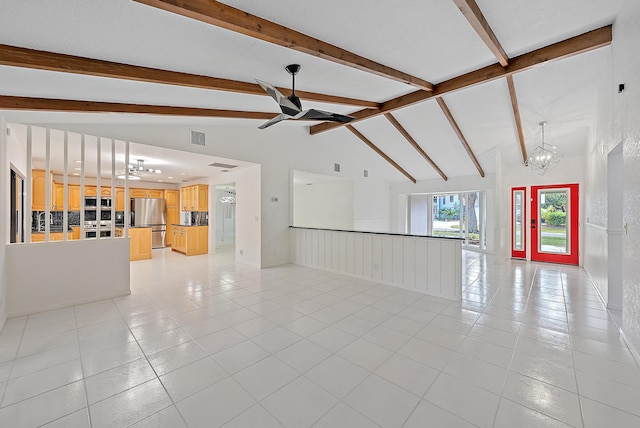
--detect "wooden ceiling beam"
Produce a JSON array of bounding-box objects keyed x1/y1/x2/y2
[
  {"x1": 0, "y1": 44, "x2": 379, "y2": 109},
  {"x1": 345, "y1": 125, "x2": 416, "y2": 183},
  {"x1": 436, "y1": 98, "x2": 485, "y2": 177},
  {"x1": 133, "y1": 0, "x2": 433, "y2": 91},
  {"x1": 506, "y1": 75, "x2": 528, "y2": 165},
  {"x1": 383, "y1": 113, "x2": 448, "y2": 181},
  {"x1": 452, "y1": 0, "x2": 509, "y2": 66},
  {"x1": 0, "y1": 95, "x2": 277, "y2": 119},
  {"x1": 310, "y1": 25, "x2": 612, "y2": 135}
]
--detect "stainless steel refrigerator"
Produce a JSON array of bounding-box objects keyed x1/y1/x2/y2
[{"x1": 131, "y1": 198, "x2": 166, "y2": 248}]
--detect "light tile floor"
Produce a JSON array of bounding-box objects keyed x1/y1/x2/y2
[{"x1": 1, "y1": 249, "x2": 639, "y2": 427}]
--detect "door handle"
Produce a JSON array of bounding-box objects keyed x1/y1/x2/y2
[{"x1": 531, "y1": 219, "x2": 536, "y2": 229}]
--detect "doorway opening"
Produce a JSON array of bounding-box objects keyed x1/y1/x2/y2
[
  {"x1": 10, "y1": 168, "x2": 25, "y2": 243},
  {"x1": 215, "y1": 183, "x2": 236, "y2": 252}
]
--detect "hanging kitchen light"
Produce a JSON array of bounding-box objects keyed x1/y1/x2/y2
[{"x1": 528, "y1": 122, "x2": 563, "y2": 175}]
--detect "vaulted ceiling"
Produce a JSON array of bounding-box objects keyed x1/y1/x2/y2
[{"x1": 0, "y1": 0, "x2": 623, "y2": 182}]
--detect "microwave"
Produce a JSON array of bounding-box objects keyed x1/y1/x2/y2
[{"x1": 85, "y1": 197, "x2": 112, "y2": 209}]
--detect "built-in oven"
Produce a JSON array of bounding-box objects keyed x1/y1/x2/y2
[
  {"x1": 84, "y1": 221, "x2": 112, "y2": 239},
  {"x1": 84, "y1": 210, "x2": 96, "y2": 222},
  {"x1": 84, "y1": 197, "x2": 111, "y2": 209},
  {"x1": 85, "y1": 229, "x2": 111, "y2": 239}
]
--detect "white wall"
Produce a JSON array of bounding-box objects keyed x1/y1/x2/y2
[
  {"x1": 293, "y1": 179, "x2": 354, "y2": 230},
  {"x1": 612, "y1": 0, "x2": 640, "y2": 359},
  {"x1": 6, "y1": 239, "x2": 130, "y2": 316},
  {"x1": 0, "y1": 117, "x2": 8, "y2": 329},
  {"x1": 291, "y1": 227, "x2": 462, "y2": 301},
  {"x1": 209, "y1": 165, "x2": 261, "y2": 267},
  {"x1": 353, "y1": 178, "x2": 391, "y2": 232}
]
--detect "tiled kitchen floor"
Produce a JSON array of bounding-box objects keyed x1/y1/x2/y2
[{"x1": 1, "y1": 249, "x2": 639, "y2": 427}]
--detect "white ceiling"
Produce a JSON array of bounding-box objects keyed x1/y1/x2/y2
[{"x1": 0, "y1": 0, "x2": 625, "y2": 181}]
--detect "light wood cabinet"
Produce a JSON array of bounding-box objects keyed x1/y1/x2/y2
[
  {"x1": 165, "y1": 207, "x2": 179, "y2": 247},
  {"x1": 129, "y1": 188, "x2": 148, "y2": 198},
  {"x1": 69, "y1": 185, "x2": 81, "y2": 211},
  {"x1": 129, "y1": 188, "x2": 164, "y2": 198},
  {"x1": 71, "y1": 227, "x2": 81, "y2": 240},
  {"x1": 115, "y1": 188, "x2": 125, "y2": 211},
  {"x1": 164, "y1": 189, "x2": 180, "y2": 247},
  {"x1": 164, "y1": 189, "x2": 179, "y2": 207},
  {"x1": 31, "y1": 170, "x2": 53, "y2": 211},
  {"x1": 54, "y1": 183, "x2": 64, "y2": 210},
  {"x1": 100, "y1": 187, "x2": 112, "y2": 197},
  {"x1": 115, "y1": 227, "x2": 152, "y2": 261},
  {"x1": 85, "y1": 186, "x2": 97, "y2": 196},
  {"x1": 172, "y1": 226, "x2": 208, "y2": 256},
  {"x1": 31, "y1": 231, "x2": 73, "y2": 242},
  {"x1": 180, "y1": 184, "x2": 208, "y2": 211}
]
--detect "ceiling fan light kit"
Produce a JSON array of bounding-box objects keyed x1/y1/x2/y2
[
  {"x1": 256, "y1": 64, "x2": 355, "y2": 129},
  {"x1": 528, "y1": 122, "x2": 563, "y2": 175}
]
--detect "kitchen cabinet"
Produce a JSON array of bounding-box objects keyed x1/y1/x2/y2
[
  {"x1": 32, "y1": 170, "x2": 54, "y2": 211},
  {"x1": 129, "y1": 188, "x2": 148, "y2": 198},
  {"x1": 180, "y1": 184, "x2": 208, "y2": 211},
  {"x1": 54, "y1": 183, "x2": 64, "y2": 210},
  {"x1": 129, "y1": 188, "x2": 164, "y2": 198},
  {"x1": 164, "y1": 190, "x2": 180, "y2": 247},
  {"x1": 172, "y1": 226, "x2": 208, "y2": 256},
  {"x1": 69, "y1": 185, "x2": 82, "y2": 211},
  {"x1": 31, "y1": 231, "x2": 73, "y2": 242},
  {"x1": 85, "y1": 186, "x2": 97, "y2": 196},
  {"x1": 71, "y1": 227, "x2": 81, "y2": 240},
  {"x1": 115, "y1": 188, "x2": 125, "y2": 211},
  {"x1": 100, "y1": 188, "x2": 112, "y2": 197},
  {"x1": 115, "y1": 227, "x2": 152, "y2": 261},
  {"x1": 164, "y1": 189, "x2": 179, "y2": 207}
]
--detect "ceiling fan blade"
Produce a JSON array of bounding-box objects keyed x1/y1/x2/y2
[
  {"x1": 258, "y1": 113, "x2": 290, "y2": 129},
  {"x1": 298, "y1": 109, "x2": 355, "y2": 123},
  {"x1": 255, "y1": 79, "x2": 301, "y2": 114}
]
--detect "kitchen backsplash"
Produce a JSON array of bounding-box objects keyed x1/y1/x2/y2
[
  {"x1": 32, "y1": 211, "x2": 81, "y2": 229},
  {"x1": 191, "y1": 211, "x2": 208, "y2": 226},
  {"x1": 31, "y1": 211, "x2": 125, "y2": 230}
]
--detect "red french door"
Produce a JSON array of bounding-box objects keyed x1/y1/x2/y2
[
  {"x1": 531, "y1": 184, "x2": 579, "y2": 265},
  {"x1": 511, "y1": 187, "x2": 526, "y2": 259}
]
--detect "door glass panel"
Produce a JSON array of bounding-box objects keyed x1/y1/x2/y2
[
  {"x1": 514, "y1": 190, "x2": 523, "y2": 250},
  {"x1": 539, "y1": 189, "x2": 569, "y2": 254}
]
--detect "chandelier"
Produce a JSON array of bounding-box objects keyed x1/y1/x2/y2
[{"x1": 528, "y1": 121, "x2": 563, "y2": 175}]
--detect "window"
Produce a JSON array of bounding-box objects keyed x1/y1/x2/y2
[{"x1": 409, "y1": 191, "x2": 487, "y2": 250}]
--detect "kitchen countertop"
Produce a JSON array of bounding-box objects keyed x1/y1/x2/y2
[{"x1": 172, "y1": 224, "x2": 208, "y2": 227}]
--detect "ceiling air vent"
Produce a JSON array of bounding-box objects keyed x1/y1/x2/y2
[
  {"x1": 209, "y1": 162, "x2": 238, "y2": 169},
  {"x1": 191, "y1": 130, "x2": 206, "y2": 146}
]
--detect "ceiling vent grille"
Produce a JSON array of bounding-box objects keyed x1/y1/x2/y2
[
  {"x1": 191, "y1": 130, "x2": 206, "y2": 146},
  {"x1": 209, "y1": 162, "x2": 238, "y2": 169}
]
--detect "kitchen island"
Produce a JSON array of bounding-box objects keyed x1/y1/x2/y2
[
  {"x1": 171, "y1": 225, "x2": 208, "y2": 256},
  {"x1": 115, "y1": 227, "x2": 152, "y2": 261}
]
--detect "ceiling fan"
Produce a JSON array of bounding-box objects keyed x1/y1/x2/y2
[{"x1": 255, "y1": 64, "x2": 355, "y2": 130}]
